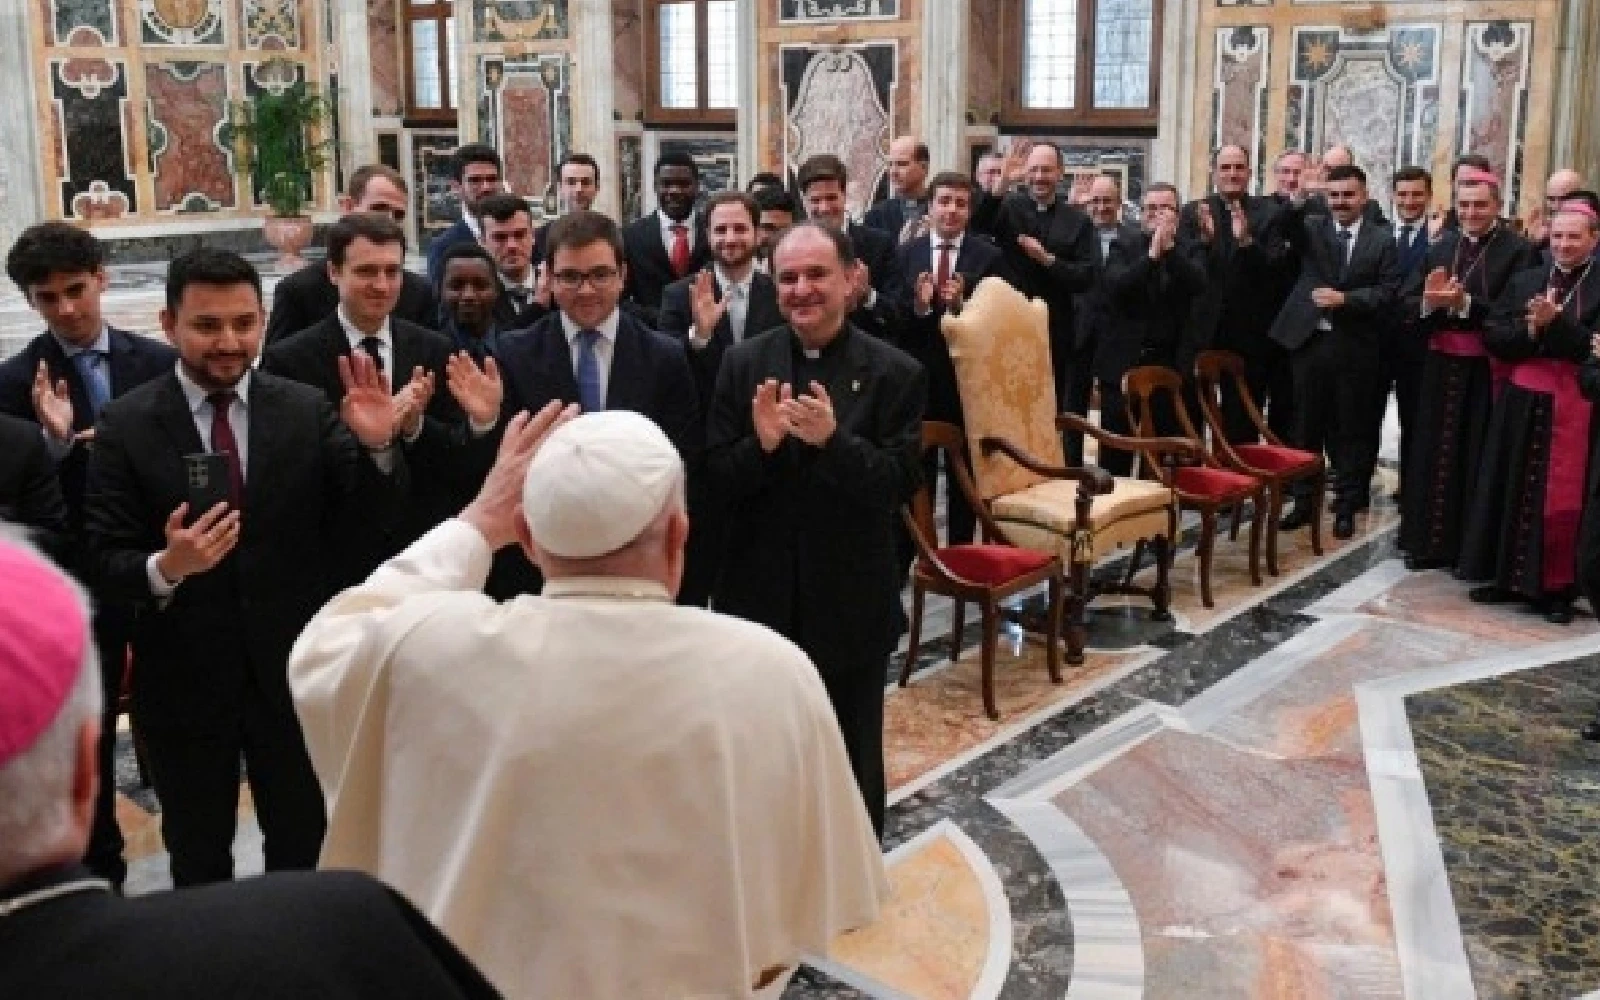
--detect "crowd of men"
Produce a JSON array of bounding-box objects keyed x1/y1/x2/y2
[{"x1": 7, "y1": 130, "x2": 1600, "y2": 995}]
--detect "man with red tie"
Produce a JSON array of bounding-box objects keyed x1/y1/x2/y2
[{"x1": 621, "y1": 152, "x2": 707, "y2": 327}]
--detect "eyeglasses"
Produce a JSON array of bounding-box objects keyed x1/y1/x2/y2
[{"x1": 550, "y1": 267, "x2": 621, "y2": 291}]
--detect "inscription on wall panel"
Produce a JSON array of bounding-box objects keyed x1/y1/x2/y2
[{"x1": 780, "y1": 0, "x2": 899, "y2": 22}]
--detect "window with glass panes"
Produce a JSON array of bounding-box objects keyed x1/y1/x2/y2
[
  {"x1": 1005, "y1": 0, "x2": 1160, "y2": 127},
  {"x1": 405, "y1": 0, "x2": 457, "y2": 122},
  {"x1": 646, "y1": 0, "x2": 737, "y2": 125}
]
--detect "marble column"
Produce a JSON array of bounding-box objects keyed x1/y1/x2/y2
[
  {"x1": 1552, "y1": 0, "x2": 1600, "y2": 184},
  {"x1": 571, "y1": 0, "x2": 618, "y2": 218},
  {"x1": 922, "y1": 0, "x2": 970, "y2": 172},
  {"x1": 0, "y1": 3, "x2": 46, "y2": 292},
  {"x1": 332, "y1": 0, "x2": 378, "y2": 175},
  {"x1": 1152, "y1": 0, "x2": 1197, "y2": 194},
  {"x1": 735, "y1": 0, "x2": 759, "y2": 184}
]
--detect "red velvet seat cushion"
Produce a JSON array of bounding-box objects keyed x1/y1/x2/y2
[
  {"x1": 1173, "y1": 465, "x2": 1258, "y2": 499},
  {"x1": 1234, "y1": 443, "x2": 1318, "y2": 474},
  {"x1": 924, "y1": 544, "x2": 1054, "y2": 586}
]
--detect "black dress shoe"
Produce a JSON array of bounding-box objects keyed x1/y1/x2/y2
[
  {"x1": 1332, "y1": 513, "x2": 1355, "y2": 539},
  {"x1": 1582, "y1": 718, "x2": 1600, "y2": 741},
  {"x1": 1406, "y1": 555, "x2": 1447, "y2": 571},
  {"x1": 1468, "y1": 585, "x2": 1512, "y2": 604},
  {"x1": 1538, "y1": 597, "x2": 1576, "y2": 625},
  {"x1": 1279, "y1": 505, "x2": 1314, "y2": 531}
]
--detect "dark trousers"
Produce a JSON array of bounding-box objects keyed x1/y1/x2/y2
[
  {"x1": 922, "y1": 450, "x2": 976, "y2": 545},
  {"x1": 85, "y1": 606, "x2": 132, "y2": 888},
  {"x1": 1097, "y1": 369, "x2": 1185, "y2": 477},
  {"x1": 820, "y1": 663, "x2": 888, "y2": 840},
  {"x1": 1382, "y1": 329, "x2": 1426, "y2": 499},
  {"x1": 142, "y1": 687, "x2": 325, "y2": 887},
  {"x1": 1218, "y1": 344, "x2": 1296, "y2": 444},
  {"x1": 678, "y1": 495, "x2": 725, "y2": 608},
  {"x1": 1054, "y1": 342, "x2": 1095, "y2": 464},
  {"x1": 1290, "y1": 332, "x2": 1382, "y2": 513}
]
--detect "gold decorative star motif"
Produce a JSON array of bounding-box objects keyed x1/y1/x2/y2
[
  {"x1": 1305, "y1": 40, "x2": 1334, "y2": 71},
  {"x1": 1397, "y1": 41, "x2": 1425, "y2": 69}
]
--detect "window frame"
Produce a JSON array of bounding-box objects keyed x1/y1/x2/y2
[
  {"x1": 1001, "y1": 0, "x2": 1163, "y2": 129},
  {"x1": 644, "y1": 0, "x2": 737, "y2": 127},
  {"x1": 403, "y1": 0, "x2": 457, "y2": 125}
]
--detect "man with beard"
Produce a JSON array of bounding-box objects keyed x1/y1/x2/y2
[
  {"x1": 753, "y1": 187, "x2": 798, "y2": 270},
  {"x1": 1180, "y1": 145, "x2": 1296, "y2": 443},
  {"x1": 1399, "y1": 169, "x2": 1539, "y2": 568},
  {"x1": 707, "y1": 223, "x2": 924, "y2": 838},
  {"x1": 1458, "y1": 205, "x2": 1600, "y2": 623},
  {"x1": 475, "y1": 194, "x2": 548, "y2": 327},
  {"x1": 622, "y1": 152, "x2": 707, "y2": 326},
  {"x1": 864, "y1": 136, "x2": 932, "y2": 244},
  {"x1": 425, "y1": 144, "x2": 505, "y2": 285}
]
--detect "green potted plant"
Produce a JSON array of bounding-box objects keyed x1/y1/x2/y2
[{"x1": 232, "y1": 75, "x2": 333, "y2": 271}]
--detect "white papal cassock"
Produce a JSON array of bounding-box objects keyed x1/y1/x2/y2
[{"x1": 287, "y1": 518, "x2": 887, "y2": 999}]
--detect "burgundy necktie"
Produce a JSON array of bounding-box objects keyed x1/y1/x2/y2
[
  {"x1": 935, "y1": 242, "x2": 953, "y2": 304},
  {"x1": 207, "y1": 390, "x2": 245, "y2": 508},
  {"x1": 669, "y1": 225, "x2": 690, "y2": 278}
]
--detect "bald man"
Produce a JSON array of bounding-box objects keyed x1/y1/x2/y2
[
  {"x1": 865, "y1": 136, "x2": 932, "y2": 243},
  {"x1": 1529, "y1": 169, "x2": 1587, "y2": 252}
]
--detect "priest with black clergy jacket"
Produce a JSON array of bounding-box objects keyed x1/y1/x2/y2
[
  {"x1": 1457, "y1": 205, "x2": 1600, "y2": 623},
  {"x1": 1398, "y1": 169, "x2": 1539, "y2": 569}
]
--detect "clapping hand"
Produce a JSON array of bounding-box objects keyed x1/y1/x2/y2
[
  {"x1": 460, "y1": 401, "x2": 578, "y2": 551},
  {"x1": 689, "y1": 270, "x2": 728, "y2": 341},
  {"x1": 941, "y1": 273, "x2": 966, "y2": 313},
  {"x1": 1195, "y1": 202, "x2": 1216, "y2": 243},
  {"x1": 1525, "y1": 207, "x2": 1549, "y2": 245},
  {"x1": 1421, "y1": 268, "x2": 1463, "y2": 312},
  {"x1": 848, "y1": 260, "x2": 874, "y2": 308},
  {"x1": 1526, "y1": 292, "x2": 1561, "y2": 334},
  {"x1": 1426, "y1": 209, "x2": 1447, "y2": 242},
  {"x1": 1148, "y1": 218, "x2": 1177, "y2": 259},
  {"x1": 30, "y1": 360, "x2": 76, "y2": 443},
  {"x1": 445, "y1": 351, "x2": 504, "y2": 426},
  {"x1": 337, "y1": 352, "x2": 399, "y2": 450},
  {"x1": 155, "y1": 501, "x2": 240, "y2": 584},
  {"x1": 1311, "y1": 287, "x2": 1345, "y2": 309},
  {"x1": 1068, "y1": 172, "x2": 1095, "y2": 206},
  {"x1": 1230, "y1": 201, "x2": 1252, "y2": 244},
  {"x1": 913, "y1": 271, "x2": 937, "y2": 314},
  {"x1": 780, "y1": 382, "x2": 837, "y2": 447},
  {"x1": 532, "y1": 262, "x2": 554, "y2": 308},
  {"x1": 752, "y1": 378, "x2": 792, "y2": 453},
  {"x1": 1016, "y1": 234, "x2": 1053, "y2": 265}
]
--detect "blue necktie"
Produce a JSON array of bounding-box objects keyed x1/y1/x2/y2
[
  {"x1": 576, "y1": 329, "x2": 604, "y2": 412},
  {"x1": 72, "y1": 350, "x2": 110, "y2": 418}
]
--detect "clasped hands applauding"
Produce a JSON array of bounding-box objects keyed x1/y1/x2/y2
[{"x1": 752, "y1": 378, "x2": 837, "y2": 453}]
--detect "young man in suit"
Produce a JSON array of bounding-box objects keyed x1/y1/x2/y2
[
  {"x1": 82, "y1": 249, "x2": 405, "y2": 887},
  {"x1": 1384, "y1": 166, "x2": 1436, "y2": 503},
  {"x1": 754, "y1": 186, "x2": 799, "y2": 269},
  {"x1": 864, "y1": 136, "x2": 931, "y2": 244},
  {"x1": 621, "y1": 151, "x2": 707, "y2": 326},
  {"x1": 262, "y1": 212, "x2": 474, "y2": 584},
  {"x1": 707, "y1": 222, "x2": 925, "y2": 838},
  {"x1": 423, "y1": 143, "x2": 504, "y2": 286},
  {"x1": 0, "y1": 539, "x2": 501, "y2": 999},
  {"x1": 658, "y1": 191, "x2": 783, "y2": 605},
  {"x1": 1073, "y1": 174, "x2": 1129, "y2": 431},
  {"x1": 434, "y1": 242, "x2": 505, "y2": 363},
  {"x1": 899, "y1": 171, "x2": 1005, "y2": 543},
  {"x1": 797, "y1": 154, "x2": 906, "y2": 345},
  {"x1": 475, "y1": 193, "x2": 550, "y2": 327},
  {"x1": 972, "y1": 141, "x2": 1099, "y2": 459},
  {"x1": 0, "y1": 221, "x2": 176, "y2": 890},
  {"x1": 1270, "y1": 164, "x2": 1404, "y2": 539},
  {"x1": 533, "y1": 152, "x2": 602, "y2": 268},
  {"x1": 1093, "y1": 183, "x2": 1210, "y2": 477},
  {"x1": 446, "y1": 209, "x2": 700, "y2": 599},
  {"x1": 265, "y1": 165, "x2": 439, "y2": 345}
]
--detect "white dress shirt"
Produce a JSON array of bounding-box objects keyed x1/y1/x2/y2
[
  {"x1": 337, "y1": 305, "x2": 396, "y2": 393},
  {"x1": 561, "y1": 308, "x2": 621, "y2": 405},
  {"x1": 1318, "y1": 216, "x2": 1363, "y2": 331}
]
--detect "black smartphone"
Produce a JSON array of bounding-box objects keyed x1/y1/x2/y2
[{"x1": 183, "y1": 453, "x2": 232, "y2": 526}]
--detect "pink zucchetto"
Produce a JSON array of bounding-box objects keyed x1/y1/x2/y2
[
  {"x1": 1457, "y1": 167, "x2": 1503, "y2": 188},
  {"x1": 1556, "y1": 201, "x2": 1600, "y2": 222},
  {"x1": 0, "y1": 541, "x2": 88, "y2": 768}
]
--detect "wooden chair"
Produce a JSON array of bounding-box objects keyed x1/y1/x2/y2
[
  {"x1": 1193, "y1": 350, "x2": 1325, "y2": 574},
  {"x1": 900, "y1": 421, "x2": 1067, "y2": 720},
  {"x1": 1122, "y1": 365, "x2": 1266, "y2": 608}
]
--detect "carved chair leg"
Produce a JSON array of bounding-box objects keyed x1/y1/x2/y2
[
  {"x1": 1247, "y1": 487, "x2": 1265, "y2": 587},
  {"x1": 1046, "y1": 575, "x2": 1065, "y2": 682},
  {"x1": 900, "y1": 584, "x2": 926, "y2": 686},
  {"x1": 980, "y1": 602, "x2": 1001, "y2": 721},
  {"x1": 1151, "y1": 533, "x2": 1174, "y2": 622},
  {"x1": 1198, "y1": 510, "x2": 1217, "y2": 609},
  {"x1": 1229, "y1": 501, "x2": 1243, "y2": 541},
  {"x1": 949, "y1": 599, "x2": 966, "y2": 664},
  {"x1": 1068, "y1": 553, "x2": 1091, "y2": 665},
  {"x1": 1265, "y1": 480, "x2": 1283, "y2": 576},
  {"x1": 1122, "y1": 539, "x2": 1147, "y2": 588}
]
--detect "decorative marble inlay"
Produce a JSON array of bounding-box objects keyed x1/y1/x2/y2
[
  {"x1": 1213, "y1": 26, "x2": 1269, "y2": 191},
  {"x1": 47, "y1": 0, "x2": 119, "y2": 47},
  {"x1": 474, "y1": 0, "x2": 567, "y2": 44},
  {"x1": 782, "y1": 44, "x2": 895, "y2": 219},
  {"x1": 780, "y1": 0, "x2": 899, "y2": 21},
  {"x1": 967, "y1": 0, "x2": 1001, "y2": 125},
  {"x1": 612, "y1": 0, "x2": 643, "y2": 123},
  {"x1": 146, "y1": 62, "x2": 235, "y2": 211},
  {"x1": 1459, "y1": 20, "x2": 1532, "y2": 209},
  {"x1": 140, "y1": 0, "x2": 225, "y2": 45},
  {"x1": 618, "y1": 132, "x2": 643, "y2": 223},
  {"x1": 52, "y1": 57, "x2": 136, "y2": 218},
  {"x1": 412, "y1": 129, "x2": 463, "y2": 235},
  {"x1": 367, "y1": 0, "x2": 402, "y2": 115},
  {"x1": 242, "y1": 0, "x2": 299, "y2": 50},
  {"x1": 480, "y1": 55, "x2": 568, "y2": 217}
]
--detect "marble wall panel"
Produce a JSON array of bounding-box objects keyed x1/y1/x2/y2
[
  {"x1": 368, "y1": 0, "x2": 403, "y2": 116},
  {"x1": 46, "y1": 0, "x2": 119, "y2": 46},
  {"x1": 967, "y1": 0, "x2": 1001, "y2": 126},
  {"x1": 613, "y1": 0, "x2": 643, "y2": 123},
  {"x1": 412, "y1": 129, "x2": 462, "y2": 238},
  {"x1": 1213, "y1": 26, "x2": 1269, "y2": 191},
  {"x1": 243, "y1": 0, "x2": 299, "y2": 49},
  {"x1": 139, "y1": 0, "x2": 226, "y2": 45},
  {"x1": 146, "y1": 61, "x2": 235, "y2": 211},
  {"x1": 474, "y1": 0, "x2": 568, "y2": 44},
  {"x1": 780, "y1": 0, "x2": 899, "y2": 22},
  {"x1": 781, "y1": 44, "x2": 896, "y2": 217},
  {"x1": 618, "y1": 131, "x2": 643, "y2": 222},
  {"x1": 1459, "y1": 20, "x2": 1532, "y2": 207},
  {"x1": 481, "y1": 55, "x2": 569, "y2": 215},
  {"x1": 52, "y1": 57, "x2": 136, "y2": 219}
]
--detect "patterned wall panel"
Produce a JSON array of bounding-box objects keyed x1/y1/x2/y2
[
  {"x1": 1285, "y1": 25, "x2": 1441, "y2": 210},
  {"x1": 613, "y1": 0, "x2": 644, "y2": 123},
  {"x1": 780, "y1": 0, "x2": 899, "y2": 22},
  {"x1": 781, "y1": 43, "x2": 896, "y2": 218},
  {"x1": 146, "y1": 61, "x2": 236, "y2": 211},
  {"x1": 1213, "y1": 26, "x2": 1269, "y2": 191},
  {"x1": 52, "y1": 57, "x2": 136, "y2": 219},
  {"x1": 140, "y1": 0, "x2": 226, "y2": 45},
  {"x1": 1458, "y1": 20, "x2": 1532, "y2": 207},
  {"x1": 618, "y1": 132, "x2": 643, "y2": 223},
  {"x1": 967, "y1": 0, "x2": 1001, "y2": 125},
  {"x1": 412, "y1": 129, "x2": 462, "y2": 239},
  {"x1": 474, "y1": 0, "x2": 568, "y2": 44},
  {"x1": 46, "y1": 0, "x2": 120, "y2": 47},
  {"x1": 242, "y1": 0, "x2": 300, "y2": 50},
  {"x1": 368, "y1": 0, "x2": 403, "y2": 115},
  {"x1": 658, "y1": 134, "x2": 738, "y2": 203},
  {"x1": 480, "y1": 54, "x2": 570, "y2": 217}
]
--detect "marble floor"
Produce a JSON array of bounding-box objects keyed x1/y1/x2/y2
[{"x1": 22, "y1": 269, "x2": 1600, "y2": 999}]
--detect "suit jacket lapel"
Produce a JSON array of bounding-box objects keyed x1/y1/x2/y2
[
  {"x1": 607, "y1": 318, "x2": 645, "y2": 411},
  {"x1": 106, "y1": 328, "x2": 138, "y2": 399},
  {"x1": 243, "y1": 375, "x2": 280, "y2": 511},
  {"x1": 542, "y1": 323, "x2": 582, "y2": 405},
  {"x1": 154, "y1": 372, "x2": 204, "y2": 456}
]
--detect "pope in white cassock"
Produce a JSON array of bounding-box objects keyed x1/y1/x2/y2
[{"x1": 287, "y1": 401, "x2": 887, "y2": 999}]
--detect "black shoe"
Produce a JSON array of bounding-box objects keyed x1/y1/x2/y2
[
  {"x1": 1538, "y1": 597, "x2": 1576, "y2": 625},
  {"x1": 1406, "y1": 555, "x2": 1448, "y2": 571},
  {"x1": 1582, "y1": 718, "x2": 1600, "y2": 741},
  {"x1": 1332, "y1": 513, "x2": 1355, "y2": 539},
  {"x1": 1280, "y1": 504, "x2": 1314, "y2": 531},
  {"x1": 1468, "y1": 585, "x2": 1512, "y2": 605}
]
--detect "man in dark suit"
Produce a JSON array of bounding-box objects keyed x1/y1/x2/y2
[
  {"x1": 797, "y1": 154, "x2": 906, "y2": 346},
  {"x1": 707, "y1": 222, "x2": 925, "y2": 839},
  {"x1": 1180, "y1": 144, "x2": 1296, "y2": 444},
  {"x1": 1384, "y1": 166, "x2": 1436, "y2": 503},
  {"x1": 1270, "y1": 164, "x2": 1403, "y2": 539},
  {"x1": 423, "y1": 143, "x2": 504, "y2": 286},
  {"x1": 0, "y1": 412, "x2": 68, "y2": 558},
  {"x1": 83, "y1": 249, "x2": 405, "y2": 886},
  {"x1": 621, "y1": 151, "x2": 707, "y2": 326},
  {"x1": 1075, "y1": 174, "x2": 1129, "y2": 430},
  {"x1": 1093, "y1": 183, "x2": 1209, "y2": 476},
  {"x1": 263, "y1": 212, "x2": 474, "y2": 586},
  {"x1": 660, "y1": 192, "x2": 785, "y2": 606},
  {"x1": 0, "y1": 221, "x2": 176, "y2": 890},
  {"x1": 265, "y1": 165, "x2": 439, "y2": 344},
  {"x1": 475, "y1": 193, "x2": 550, "y2": 327},
  {"x1": 754, "y1": 186, "x2": 799, "y2": 268},
  {"x1": 863, "y1": 136, "x2": 931, "y2": 244},
  {"x1": 434, "y1": 241, "x2": 506, "y2": 362},
  {"x1": 0, "y1": 537, "x2": 500, "y2": 999},
  {"x1": 532, "y1": 152, "x2": 602, "y2": 268},
  {"x1": 898, "y1": 171, "x2": 1005, "y2": 543},
  {"x1": 972, "y1": 141, "x2": 1098, "y2": 459},
  {"x1": 448, "y1": 209, "x2": 700, "y2": 599}
]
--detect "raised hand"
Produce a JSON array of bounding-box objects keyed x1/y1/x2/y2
[
  {"x1": 1016, "y1": 234, "x2": 1053, "y2": 265},
  {"x1": 1422, "y1": 267, "x2": 1455, "y2": 311},
  {"x1": 1426, "y1": 208, "x2": 1446, "y2": 242},
  {"x1": 461, "y1": 400, "x2": 578, "y2": 551},
  {"x1": 1230, "y1": 202, "x2": 1251, "y2": 244},
  {"x1": 1196, "y1": 202, "x2": 1216, "y2": 243},
  {"x1": 941, "y1": 272, "x2": 966, "y2": 313},
  {"x1": 849, "y1": 260, "x2": 874, "y2": 307},
  {"x1": 1525, "y1": 207, "x2": 1549, "y2": 244},
  {"x1": 913, "y1": 271, "x2": 937, "y2": 314},
  {"x1": 155, "y1": 501, "x2": 241, "y2": 584},
  {"x1": 1303, "y1": 156, "x2": 1326, "y2": 195},
  {"x1": 532, "y1": 262, "x2": 554, "y2": 308},
  {"x1": 445, "y1": 351, "x2": 504, "y2": 426},
  {"x1": 337, "y1": 352, "x2": 399, "y2": 450},
  {"x1": 1001, "y1": 141, "x2": 1030, "y2": 188},
  {"x1": 30, "y1": 360, "x2": 75, "y2": 443},
  {"x1": 1526, "y1": 292, "x2": 1561, "y2": 334},
  {"x1": 752, "y1": 378, "x2": 790, "y2": 453},
  {"x1": 689, "y1": 269, "x2": 728, "y2": 340},
  {"x1": 394, "y1": 366, "x2": 436, "y2": 440},
  {"x1": 780, "y1": 381, "x2": 838, "y2": 447}
]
